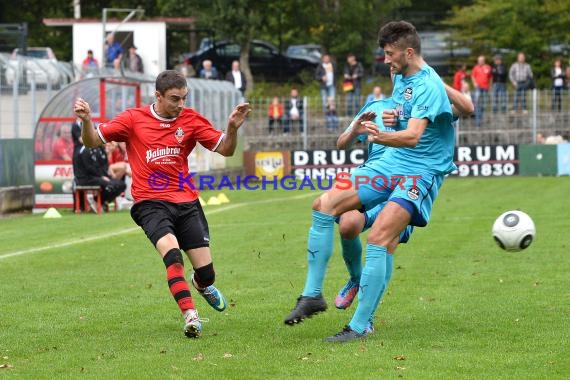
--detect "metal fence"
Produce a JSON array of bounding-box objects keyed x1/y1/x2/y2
[
  {"x1": 242, "y1": 90, "x2": 570, "y2": 151},
  {"x1": 1, "y1": 53, "x2": 569, "y2": 148},
  {"x1": 0, "y1": 53, "x2": 156, "y2": 139},
  {"x1": 0, "y1": 52, "x2": 78, "y2": 139}
]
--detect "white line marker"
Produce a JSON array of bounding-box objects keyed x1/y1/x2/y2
[{"x1": 0, "y1": 192, "x2": 316, "y2": 261}]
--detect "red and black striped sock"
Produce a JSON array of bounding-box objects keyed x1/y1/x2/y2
[{"x1": 163, "y1": 248, "x2": 194, "y2": 313}]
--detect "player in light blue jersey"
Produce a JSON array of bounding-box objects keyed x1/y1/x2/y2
[
  {"x1": 333, "y1": 86, "x2": 472, "y2": 331},
  {"x1": 284, "y1": 20, "x2": 473, "y2": 343},
  {"x1": 333, "y1": 98, "x2": 414, "y2": 334}
]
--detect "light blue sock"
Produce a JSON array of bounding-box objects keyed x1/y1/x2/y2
[
  {"x1": 301, "y1": 210, "x2": 336, "y2": 297},
  {"x1": 348, "y1": 243, "x2": 387, "y2": 333},
  {"x1": 340, "y1": 236, "x2": 362, "y2": 282},
  {"x1": 369, "y1": 252, "x2": 394, "y2": 323}
]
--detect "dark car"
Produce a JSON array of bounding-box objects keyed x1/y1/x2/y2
[
  {"x1": 372, "y1": 32, "x2": 471, "y2": 77},
  {"x1": 420, "y1": 32, "x2": 471, "y2": 76},
  {"x1": 286, "y1": 44, "x2": 322, "y2": 65},
  {"x1": 372, "y1": 47, "x2": 390, "y2": 76},
  {"x1": 183, "y1": 40, "x2": 318, "y2": 82}
]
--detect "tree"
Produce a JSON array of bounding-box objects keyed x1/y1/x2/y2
[
  {"x1": 444, "y1": 0, "x2": 570, "y2": 85},
  {"x1": 161, "y1": 0, "x2": 410, "y2": 91}
]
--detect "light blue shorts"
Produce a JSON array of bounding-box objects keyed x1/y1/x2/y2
[{"x1": 350, "y1": 163, "x2": 444, "y2": 227}]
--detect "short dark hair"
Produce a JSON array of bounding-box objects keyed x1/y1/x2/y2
[
  {"x1": 378, "y1": 20, "x2": 421, "y2": 54},
  {"x1": 155, "y1": 70, "x2": 187, "y2": 94}
]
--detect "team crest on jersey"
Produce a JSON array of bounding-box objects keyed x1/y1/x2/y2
[
  {"x1": 407, "y1": 187, "x2": 419, "y2": 200},
  {"x1": 404, "y1": 87, "x2": 413, "y2": 101},
  {"x1": 174, "y1": 127, "x2": 184, "y2": 144}
]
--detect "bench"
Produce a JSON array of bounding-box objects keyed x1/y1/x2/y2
[
  {"x1": 74, "y1": 186, "x2": 118, "y2": 214},
  {"x1": 74, "y1": 186, "x2": 102, "y2": 214}
]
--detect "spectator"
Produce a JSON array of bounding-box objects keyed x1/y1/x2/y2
[
  {"x1": 453, "y1": 63, "x2": 467, "y2": 91},
  {"x1": 106, "y1": 141, "x2": 131, "y2": 180},
  {"x1": 509, "y1": 52, "x2": 533, "y2": 113},
  {"x1": 365, "y1": 85, "x2": 385, "y2": 103},
  {"x1": 471, "y1": 55, "x2": 492, "y2": 127},
  {"x1": 70, "y1": 120, "x2": 83, "y2": 158},
  {"x1": 72, "y1": 123, "x2": 126, "y2": 212},
  {"x1": 123, "y1": 45, "x2": 144, "y2": 73},
  {"x1": 81, "y1": 49, "x2": 99, "y2": 78},
  {"x1": 178, "y1": 57, "x2": 196, "y2": 78},
  {"x1": 536, "y1": 132, "x2": 545, "y2": 144},
  {"x1": 544, "y1": 132, "x2": 567, "y2": 145},
  {"x1": 566, "y1": 58, "x2": 570, "y2": 98},
  {"x1": 198, "y1": 60, "x2": 219, "y2": 80},
  {"x1": 106, "y1": 141, "x2": 132, "y2": 203},
  {"x1": 325, "y1": 97, "x2": 339, "y2": 131},
  {"x1": 225, "y1": 60, "x2": 247, "y2": 97},
  {"x1": 315, "y1": 54, "x2": 336, "y2": 112},
  {"x1": 551, "y1": 58, "x2": 565, "y2": 112},
  {"x1": 491, "y1": 55, "x2": 508, "y2": 113},
  {"x1": 284, "y1": 87, "x2": 304, "y2": 133},
  {"x1": 267, "y1": 97, "x2": 284, "y2": 134},
  {"x1": 41, "y1": 123, "x2": 56, "y2": 160},
  {"x1": 105, "y1": 33, "x2": 123, "y2": 70},
  {"x1": 52, "y1": 124, "x2": 73, "y2": 161},
  {"x1": 343, "y1": 53, "x2": 364, "y2": 116}
]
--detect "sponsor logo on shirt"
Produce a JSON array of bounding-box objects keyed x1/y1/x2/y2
[
  {"x1": 146, "y1": 146, "x2": 182, "y2": 163},
  {"x1": 160, "y1": 123, "x2": 171, "y2": 128}
]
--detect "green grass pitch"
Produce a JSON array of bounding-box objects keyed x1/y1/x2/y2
[{"x1": 0, "y1": 176, "x2": 569, "y2": 379}]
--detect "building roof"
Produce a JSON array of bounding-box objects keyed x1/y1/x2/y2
[{"x1": 43, "y1": 17, "x2": 195, "y2": 27}]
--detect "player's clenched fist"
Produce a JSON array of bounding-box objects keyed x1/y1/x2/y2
[
  {"x1": 382, "y1": 109, "x2": 398, "y2": 127},
  {"x1": 74, "y1": 98, "x2": 91, "y2": 121}
]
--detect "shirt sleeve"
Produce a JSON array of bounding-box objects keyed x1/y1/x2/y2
[
  {"x1": 97, "y1": 110, "x2": 133, "y2": 143},
  {"x1": 192, "y1": 113, "x2": 224, "y2": 152}
]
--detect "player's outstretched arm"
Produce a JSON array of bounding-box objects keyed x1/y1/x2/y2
[
  {"x1": 337, "y1": 111, "x2": 376, "y2": 149},
  {"x1": 216, "y1": 103, "x2": 252, "y2": 156},
  {"x1": 444, "y1": 83, "x2": 474, "y2": 117},
  {"x1": 73, "y1": 98, "x2": 104, "y2": 148}
]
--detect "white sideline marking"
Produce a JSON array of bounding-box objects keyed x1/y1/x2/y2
[{"x1": 0, "y1": 192, "x2": 317, "y2": 261}]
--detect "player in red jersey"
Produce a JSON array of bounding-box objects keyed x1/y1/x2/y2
[{"x1": 73, "y1": 70, "x2": 251, "y2": 338}]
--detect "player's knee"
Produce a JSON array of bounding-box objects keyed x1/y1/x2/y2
[
  {"x1": 163, "y1": 248, "x2": 184, "y2": 267},
  {"x1": 338, "y1": 220, "x2": 360, "y2": 239},
  {"x1": 193, "y1": 262, "x2": 215, "y2": 288},
  {"x1": 311, "y1": 196, "x2": 322, "y2": 211}
]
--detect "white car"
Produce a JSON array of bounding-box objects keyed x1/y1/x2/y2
[{"x1": 4, "y1": 47, "x2": 62, "y2": 87}]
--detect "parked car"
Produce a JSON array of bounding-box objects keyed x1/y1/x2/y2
[
  {"x1": 372, "y1": 47, "x2": 390, "y2": 76},
  {"x1": 4, "y1": 47, "x2": 62, "y2": 87},
  {"x1": 183, "y1": 40, "x2": 318, "y2": 82},
  {"x1": 549, "y1": 41, "x2": 570, "y2": 55},
  {"x1": 420, "y1": 32, "x2": 471, "y2": 76},
  {"x1": 286, "y1": 44, "x2": 322, "y2": 65},
  {"x1": 372, "y1": 32, "x2": 471, "y2": 77}
]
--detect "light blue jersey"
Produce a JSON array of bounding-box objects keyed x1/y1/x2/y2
[
  {"x1": 344, "y1": 98, "x2": 399, "y2": 162},
  {"x1": 350, "y1": 64, "x2": 455, "y2": 226},
  {"x1": 381, "y1": 64, "x2": 456, "y2": 175}
]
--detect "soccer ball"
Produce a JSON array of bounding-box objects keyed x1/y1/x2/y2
[{"x1": 492, "y1": 210, "x2": 536, "y2": 252}]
